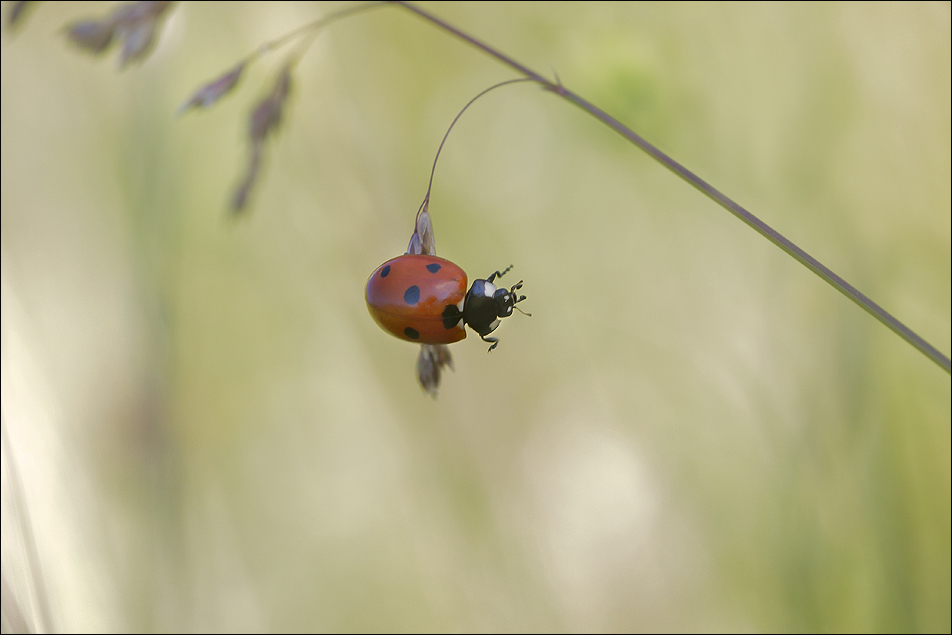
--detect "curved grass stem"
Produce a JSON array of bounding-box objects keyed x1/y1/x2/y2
[
  {"x1": 254, "y1": 1, "x2": 389, "y2": 60},
  {"x1": 393, "y1": 1, "x2": 950, "y2": 373}
]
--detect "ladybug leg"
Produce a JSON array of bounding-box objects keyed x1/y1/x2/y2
[
  {"x1": 508, "y1": 281, "x2": 530, "y2": 312},
  {"x1": 486, "y1": 265, "x2": 514, "y2": 284},
  {"x1": 507, "y1": 280, "x2": 531, "y2": 317},
  {"x1": 481, "y1": 334, "x2": 500, "y2": 352}
]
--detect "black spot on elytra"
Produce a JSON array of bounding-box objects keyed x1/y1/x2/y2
[
  {"x1": 380, "y1": 265, "x2": 391, "y2": 278},
  {"x1": 442, "y1": 304, "x2": 462, "y2": 330},
  {"x1": 404, "y1": 285, "x2": 420, "y2": 304},
  {"x1": 426, "y1": 263, "x2": 442, "y2": 273},
  {"x1": 404, "y1": 327, "x2": 420, "y2": 340}
]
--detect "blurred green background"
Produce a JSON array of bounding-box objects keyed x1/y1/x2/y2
[{"x1": 2, "y1": 2, "x2": 949, "y2": 631}]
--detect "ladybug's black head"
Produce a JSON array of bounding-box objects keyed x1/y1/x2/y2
[{"x1": 462, "y1": 265, "x2": 529, "y2": 352}]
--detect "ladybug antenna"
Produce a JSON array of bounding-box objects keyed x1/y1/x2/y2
[{"x1": 417, "y1": 77, "x2": 534, "y2": 220}]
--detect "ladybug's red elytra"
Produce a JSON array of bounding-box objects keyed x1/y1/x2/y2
[{"x1": 366, "y1": 254, "x2": 527, "y2": 352}]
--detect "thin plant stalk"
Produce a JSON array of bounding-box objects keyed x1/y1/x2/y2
[
  {"x1": 392, "y1": 1, "x2": 951, "y2": 374},
  {"x1": 179, "y1": 1, "x2": 949, "y2": 372},
  {"x1": 412, "y1": 77, "x2": 534, "y2": 235}
]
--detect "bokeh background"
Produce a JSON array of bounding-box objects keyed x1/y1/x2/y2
[{"x1": 2, "y1": 2, "x2": 949, "y2": 631}]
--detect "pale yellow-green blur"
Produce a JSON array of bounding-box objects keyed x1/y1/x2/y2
[{"x1": 2, "y1": 2, "x2": 949, "y2": 631}]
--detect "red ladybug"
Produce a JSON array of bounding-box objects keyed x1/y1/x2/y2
[{"x1": 366, "y1": 254, "x2": 527, "y2": 351}]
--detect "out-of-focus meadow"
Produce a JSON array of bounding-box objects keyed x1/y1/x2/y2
[{"x1": 2, "y1": 2, "x2": 949, "y2": 631}]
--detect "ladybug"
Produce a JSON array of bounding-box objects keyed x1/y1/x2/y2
[{"x1": 366, "y1": 254, "x2": 527, "y2": 352}]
